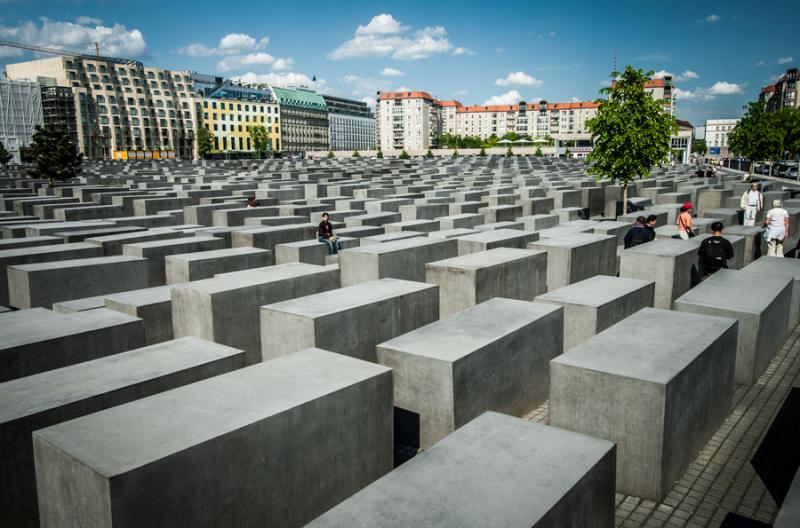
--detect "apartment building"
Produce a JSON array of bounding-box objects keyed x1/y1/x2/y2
[
  {"x1": 760, "y1": 68, "x2": 798, "y2": 112},
  {"x1": 704, "y1": 118, "x2": 739, "y2": 156},
  {"x1": 195, "y1": 76, "x2": 280, "y2": 153},
  {"x1": 322, "y1": 95, "x2": 375, "y2": 151},
  {"x1": 440, "y1": 100, "x2": 463, "y2": 135},
  {"x1": 453, "y1": 100, "x2": 600, "y2": 140},
  {"x1": 270, "y1": 86, "x2": 329, "y2": 152},
  {"x1": 6, "y1": 56, "x2": 199, "y2": 159},
  {"x1": 0, "y1": 78, "x2": 43, "y2": 163},
  {"x1": 376, "y1": 91, "x2": 441, "y2": 151}
]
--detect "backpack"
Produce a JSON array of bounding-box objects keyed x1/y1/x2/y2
[
  {"x1": 629, "y1": 226, "x2": 647, "y2": 247},
  {"x1": 701, "y1": 238, "x2": 728, "y2": 266}
]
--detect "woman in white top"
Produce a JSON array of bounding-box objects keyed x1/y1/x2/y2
[{"x1": 764, "y1": 199, "x2": 790, "y2": 257}]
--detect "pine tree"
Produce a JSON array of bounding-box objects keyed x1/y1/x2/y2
[
  {"x1": 0, "y1": 140, "x2": 12, "y2": 165},
  {"x1": 27, "y1": 126, "x2": 82, "y2": 183},
  {"x1": 399, "y1": 150, "x2": 410, "y2": 160}
]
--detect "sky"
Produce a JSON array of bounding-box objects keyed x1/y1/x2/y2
[{"x1": 1, "y1": 0, "x2": 798, "y2": 128}]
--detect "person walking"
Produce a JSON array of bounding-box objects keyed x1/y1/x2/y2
[
  {"x1": 624, "y1": 216, "x2": 654, "y2": 248},
  {"x1": 763, "y1": 199, "x2": 790, "y2": 257},
  {"x1": 318, "y1": 212, "x2": 341, "y2": 255},
  {"x1": 740, "y1": 182, "x2": 763, "y2": 227},
  {"x1": 697, "y1": 222, "x2": 734, "y2": 278},
  {"x1": 676, "y1": 202, "x2": 694, "y2": 240}
]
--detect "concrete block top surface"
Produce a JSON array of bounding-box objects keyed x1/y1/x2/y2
[
  {"x1": 456, "y1": 228, "x2": 535, "y2": 242},
  {"x1": 172, "y1": 262, "x2": 327, "y2": 294},
  {"x1": 536, "y1": 275, "x2": 654, "y2": 307},
  {"x1": 310, "y1": 411, "x2": 614, "y2": 528},
  {"x1": 104, "y1": 285, "x2": 173, "y2": 306},
  {"x1": 530, "y1": 232, "x2": 614, "y2": 248},
  {"x1": 165, "y1": 247, "x2": 268, "y2": 262},
  {"x1": 344, "y1": 236, "x2": 450, "y2": 255},
  {"x1": 552, "y1": 307, "x2": 737, "y2": 385},
  {"x1": 123, "y1": 236, "x2": 217, "y2": 249},
  {"x1": 8, "y1": 255, "x2": 145, "y2": 272},
  {"x1": 744, "y1": 257, "x2": 800, "y2": 279},
  {"x1": 263, "y1": 278, "x2": 436, "y2": 317},
  {"x1": 0, "y1": 337, "x2": 243, "y2": 424},
  {"x1": 427, "y1": 247, "x2": 545, "y2": 270},
  {"x1": 675, "y1": 269, "x2": 792, "y2": 314},
  {"x1": 0, "y1": 308, "x2": 141, "y2": 349},
  {"x1": 32, "y1": 348, "x2": 390, "y2": 478},
  {"x1": 623, "y1": 238, "x2": 696, "y2": 257},
  {"x1": 378, "y1": 298, "x2": 560, "y2": 362},
  {"x1": 0, "y1": 242, "x2": 99, "y2": 258}
]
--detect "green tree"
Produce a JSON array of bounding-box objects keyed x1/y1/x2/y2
[
  {"x1": 27, "y1": 126, "x2": 82, "y2": 184},
  {"x1": 728, "y1": 101, "x2": 785, "y2": 176},
  {"x1": 249, "y1": 125, "x2": 271, "y2": 159},
  {"x1": 452, "y1": 149, "x2": 459, "y2": 158},
  {"x1": 0, "y1": 140, "x2": 12, "y2": 165},
  {"x1": 352, "y1": 150, "x2": 360, "y2": 158},
  {"x1": 197, "y1": 127, "x2": 214, "y2": 160},
  {"x1": 773, "y1": 107, "x2": 800, "y2": 158},
  {"x1": 564, "y1": 148, "x2": 572, "y2": 158},
  {"x1": 484, "y1": 134, "x2": 499, "y2": 148},
  {"x1": 586, "y1": 65, "x2": 678, "y2": 214},
  {"x1": 399, "y1": 150, "x2": 410, "y2": 160},
  {"x1": 376, "y1": 149, "x2": 384, "y2": 159},
  {"x1": 478, "y1": 147, "x2": 487, "y2": 157},
  {"x1": 691, "y1": 138, "x2": 707, "y2": 156},
  {"x1": 327, "y1": 150, "x2": 335, "y2": 158},
  {"x1": 506, "y1": 147, "x2": 513, "y2": 157},
  {"x1": 534, "y1": 146, "x2": 543, "y2": 157},
  {"x1": 425, "y1": 149, "x2": 434, "y2": 158}
]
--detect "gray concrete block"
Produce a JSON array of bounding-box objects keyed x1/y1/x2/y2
[
  {"x1": 619, "y1": 239, "x2": 697, "y2": 309},
  {"x1": 384, "y1": 219, "x2": 440, "y2": 233},
  {"x1": 172, "y1": 263, "x2": 340, "y2": 363},
  {"x1": 0, "y1": 236, "x2": 63, "y2": 251},
  {"x1": 105, "y1": 285, "x2": 174, "y2": 345},
  {"x1": 774, "y1": 468, "x2": 800, "y2": 528},
  {"x1": 274, "y1": 237, "x2": 359, "y2": 266},
  {"x1": 261, "y1": 278, "x2": 438, "y2": 362},
  {"x1": 123, "y1": 236, "x2": 226, "y2": 286},
  {"x1": 673, "y1": 269, "x2": 792, "y2": 384},
  {"x1": 426, "y1": 248, "x2": 548, "y2": 318},
  {"x1": 0, "y1": 308, "x2": 144, "y2": 382},
  {"x1": 742, "y1": 257, "x2": 800, "y2": 330},
  {"x1": 361, "y1": 232, "x2": 426, "y2": 245},
  {"x1": 0, "y1": 242, "x2": 104, "y2": 306},
  {"x1": 536, "y1": 275, "x2": 655, "y2": 349},
  {"x1": 8, "y1": 256, "x2": 149, "y2": 309},
  {"x1": 427, "y1": 228, "x2": 480, "y2": 239},
  {"x1": 456, "y1": 228, "x2": 539, "y2": 256},
  {"x1": 0, "y1": 337, "x2": 245, "y2": 528},
  {"x1": 165, "y1": 247, "x2": 271, "y2": 284},
  {"x1": 516, "y1": 214, "x2": 559, "y2": 231},
  {"x1": 550, "y1": 308, "x2": 738, "y2": 500},
  {"x1": 309, "y1": 412, "x2": 615, "y2": 528},
  {"x1": 339, "y1": 237, "x2": 458, "y2": 286},
  {"x1": 52, "y1": 295, "x2": 107, "y2": 314},
  {"x1": 435, "y1": 213, "x2": 484, "y2": 230},
  {"x1": 231, "y1": 223, "x2": 317, "y2": 263},
  {"x1": 85, "y1": 228, "x2": 184, "y2": 256},
  {"x1": 528, "y1": 233, "x2": 617, "y2": 291},
  {"x1": 377, "y1": 298, "x2": 563, "y2": 448},
  {"x1": 33, "y1": 348, "x2": 392, "y2": 528}
]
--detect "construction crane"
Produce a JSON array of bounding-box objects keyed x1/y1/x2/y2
[{"x1": 0, "y1": 39, "x2": 109, "y2": 59}]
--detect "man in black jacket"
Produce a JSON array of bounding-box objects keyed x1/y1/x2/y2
[
  {"x1": 318, "y1": 212, "x2": 341, "y2": 255},
  {"x1": 698, "y1": 222, "x2": 734, "y2": 278},
  {"x1": 624, "y1": 216, "x2": 654, "y2": 248}
]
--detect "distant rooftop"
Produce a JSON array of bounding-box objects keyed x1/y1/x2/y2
[{"x1": 271, "y1": 86, "x2": 328, "y2": 111}]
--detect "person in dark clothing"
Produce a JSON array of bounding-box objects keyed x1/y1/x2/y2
[
  {"x1": 645, "y1": 214, "x2": 658, "y2": 240},
  {"x1": 318, "y1": 212, "x2": 341, "y2": 255},
  {"x1": 624, "y1": 216, "x2": 654, "y2": 248},
  {"x1": 697, "y1": 221, "x2": 734, "y2": 278}
]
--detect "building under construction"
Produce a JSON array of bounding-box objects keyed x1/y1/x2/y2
[{"x1": 40, "y1": 85, "x2": 78, "y2": 147}]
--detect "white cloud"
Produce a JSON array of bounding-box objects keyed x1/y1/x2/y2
[
  {"x1": 778, "y1": 56, "x2": 793, "y2": 65},
  {"x1": 272, "y1": 57, "x2": 294, "y2": 71},
  {"x1": 453, "y1": 89, "x2": 468, "y2": 96},
  {"x1": 0, "y1": 17, "x2": 147, "y2": 57},
  {"x1": 452, "y1": 47, "x2": 474, "y2": 56},
  {"x1": 355, "y1": 13, "x2": 407, "y2": 36},
  {"x1": 674, "y1": 87, "x2": 715, "y2": 102},
  {"x1": 380, "y1": 67, "x2": 403, "y2": 77},
  {"x1": 75, "y1": 16, "x2": 102, "y2": 26},
  {"x1": 395, "y1": 85, "x2": 410, "y2": 92},
  {"x1": 708, "y1": 81, "x2": 743, "y2": 95},
  {"x1": 704, "y1": 14, "x2": 720, "y2": 22},
  {"x1": 571, "y1": 97, "x2": 580, "y2": 102},
  {"x1": 495, "y1": 71, "x2": 543, "y2": 87},
  {"x1": 484, "y1": 89, "x2": 523, "y2": 105},
  {"x1": 177, "y1": 42, "x2": 214, "y2": 57},
  {"x1": 218, "y1": 33, "x2": 268, "y2": 55},
  {"x1": 328, "y1": 14, "x2": 462, "y2": 60},
  {"x1": 217, "y1": 52, "x2": 275, "y2": 72},
  {"x1": 756, "y1": 60, "x2": 769, "y2": 67},
  {"x1": 233, "y1": 71, "x2": 325, "y2": 90},
  {"x1": 653, "y1": 69, "x2": 699, "y2": 82},
  {"x1": 548, "y1": 31, "x2": 557, "y2": 37},
  {"x1": 339, "y1": 74, "x2": 391, "y2": 99},
  {"x1": 360, "y1": 96, "x2": 376, "y2": 108}
]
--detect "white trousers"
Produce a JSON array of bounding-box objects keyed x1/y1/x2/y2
[
  {"x1": 768, "y1": 239, "x2": 784, "y2": 257},
  {"x1": 743, "y1": 206, "x2": 759, "y2": 226}
]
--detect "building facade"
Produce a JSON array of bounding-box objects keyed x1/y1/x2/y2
[
  {"x1": 269, "y1": 86, "x2": 329, "y2": 152},
  {"x1": 704, "y1": 118, "x2": 739, "y2": 156},
  {"x1": 0, "y1": 78, "x2": 43, "y2": 163},
  {"x1": 760, "y1": 68, "x2": 798, "y2": 112},
  {"x1": 40, "y1": 85, "x2": 79, "y2": 148},
  {"x1": 376, "y1": 91, "x2": 441, "y2": 151},
  {"x1": 453, "y1": 100, "x2": 600, "y2": 140},
  {"x1": 322, "y1": 95, "x2": 375, "y2": 151},
  {"x1": 7, "y1": 56, "x2": 199, "y2": 160},
  {"x1": 196, "y1": 76, "x2": 280, "y2": 153},
  {"x1": 439, "y1": 100, "x2": 463, "y2": 135}
]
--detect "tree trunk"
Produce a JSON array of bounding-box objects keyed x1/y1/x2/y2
[{"x1": 622, "y1": 183, "x2": 628, "y2": 216}]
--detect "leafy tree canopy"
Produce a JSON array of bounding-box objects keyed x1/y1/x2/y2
[
  {"x1": 0, "y1": 140, "x2": 12, "y2": 166},
  {"x1": 28, "y1": 126, "x2": 82, "y2": 182},
  {"x1": 197, "y1": 127, "x2": 214, "y2": 160}
]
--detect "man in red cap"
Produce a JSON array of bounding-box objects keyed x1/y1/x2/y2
[{"x1": 677, "y1": 202, "x2": 694, "y2": 240}]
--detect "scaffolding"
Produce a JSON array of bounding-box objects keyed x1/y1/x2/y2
[
  {"x1": 40, "y1": 85, "x2": 79, "y2": 147},
  {"x1": 0, "y1": 78, "x2": 43, "y2": 163}
]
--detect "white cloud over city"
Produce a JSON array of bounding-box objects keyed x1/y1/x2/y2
[
  {"x1": 484, "y1": 89, "x2": 526, "y2": 105},
  {"x1": 327, "y1": 13, "x2": 466, "y2": 60},
  {"x1": 177, "y1": 33, "x2": 294, "y2": 74},
  {"x1": 232, "y1": 71, "x2": 326, "y2": 90},
  {"x1": 653, "y1": 69, "x2": 699, "y2": 83},
  {"x1": 674, "y1": 81, "x2": 744, "y2": 102},
  {"x1": 0, "y1": 17, "x2": 146, "y2": 58},
  {"x1": 380, "y1": 67, "x2": 404, "y2": 77},
  {"x1": 495, "y1": 71, "x2": 543, "y2": 87}
]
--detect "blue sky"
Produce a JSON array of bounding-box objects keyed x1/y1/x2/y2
[{"x1": 1, "y1": 0, "x2": 798, "y2": 128}]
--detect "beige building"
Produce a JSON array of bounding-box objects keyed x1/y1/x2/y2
[
  {"x1": 704, "y1": 118, "x2": 739, "y2": 156},
  {"x1": 376, "y1": 91, "x2": 441, "y2": 151},
  {"x1": 760, "y1": 68, "x2": 798, "y2": 112},
  {"x1": 7, "y1": 56, "x2": 199, "y2": 159},
  {"x1": 439, "y1": 100, "x2": 463, "y2": 135}
]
